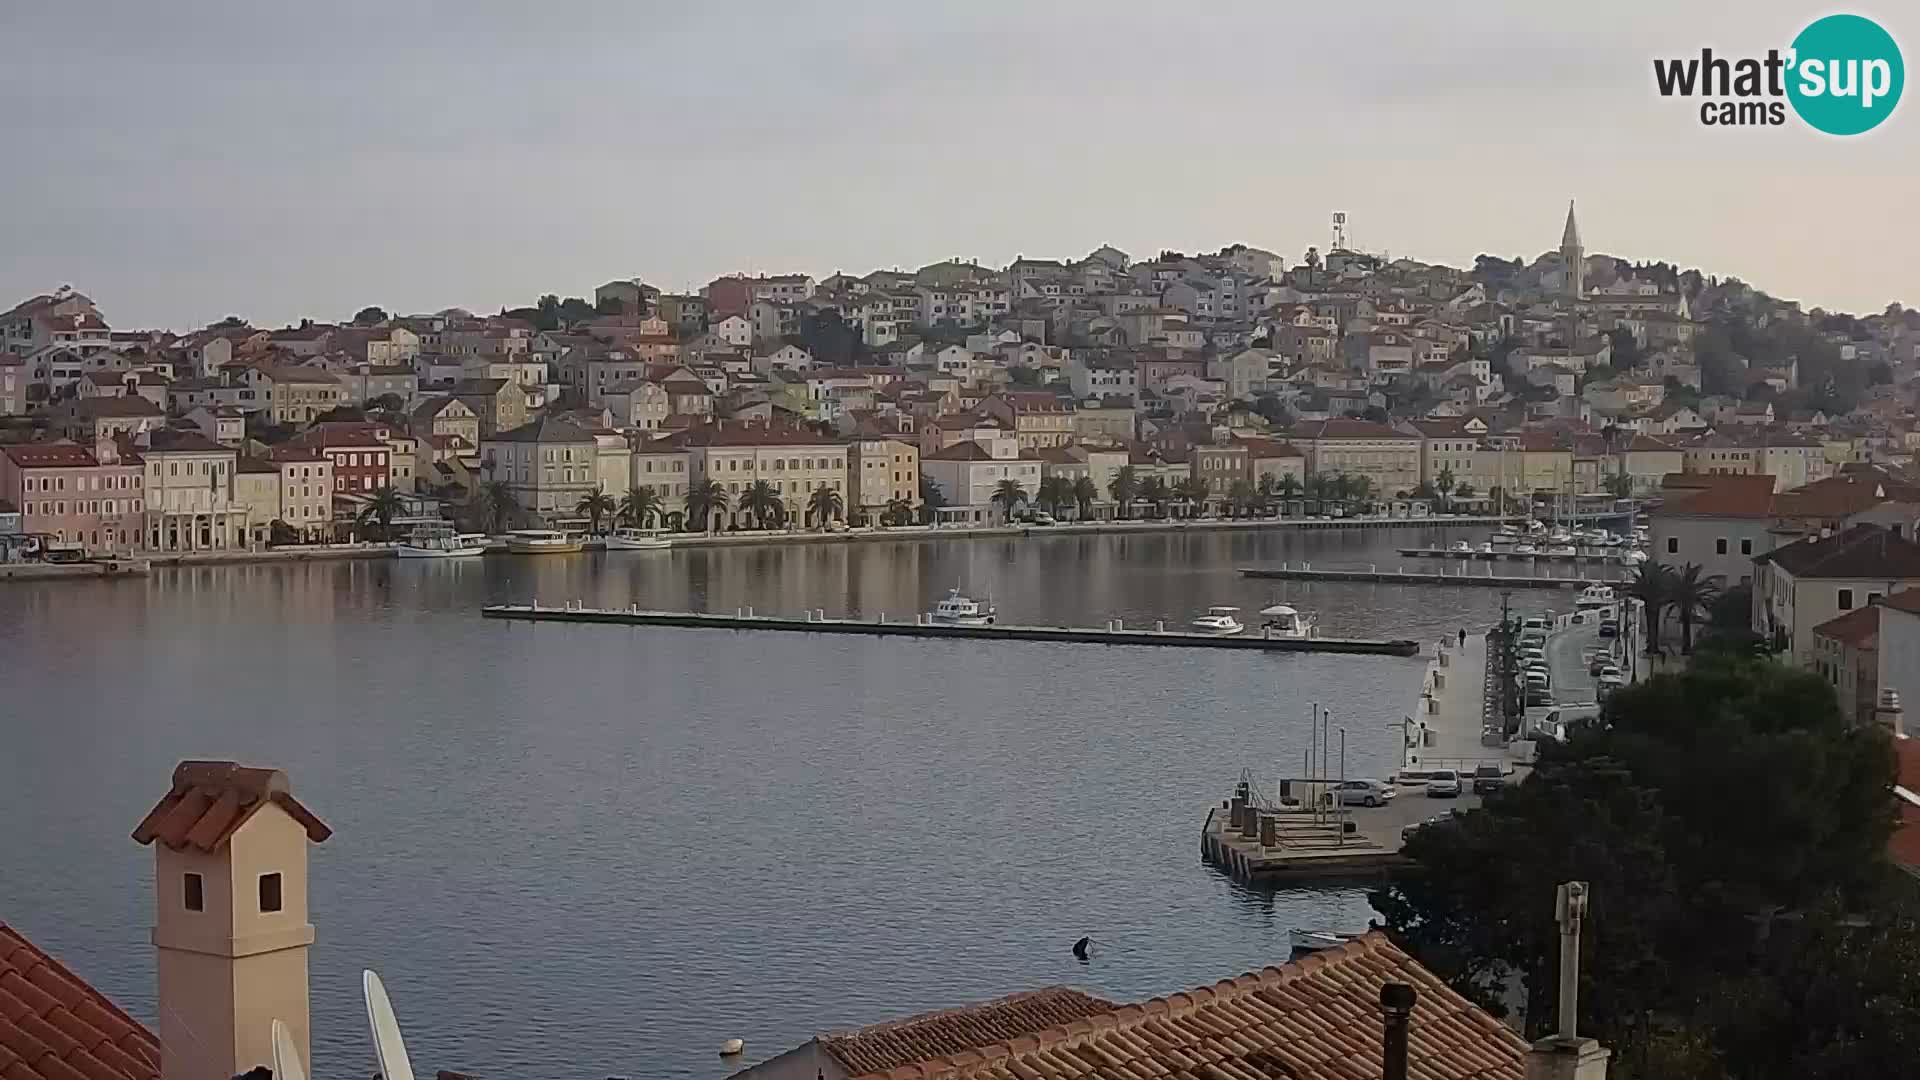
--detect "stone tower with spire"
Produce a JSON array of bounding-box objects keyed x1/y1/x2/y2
[{"x1": 1561, "y1": 200, "x2": 1584, "y2": 301}]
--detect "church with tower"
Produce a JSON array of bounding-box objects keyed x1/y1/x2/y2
[{"x1": 1561, "y1": 200, "x2": 1583, "y2": 301}]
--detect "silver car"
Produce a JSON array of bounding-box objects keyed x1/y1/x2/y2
[{"x1": 1332, "y1": 779, "x2": 1396, "y2": 807}]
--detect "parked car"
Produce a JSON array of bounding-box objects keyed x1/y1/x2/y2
[
  {"x1": 1331, "y1": 779, "x2": 1396, "y2": 807},
  {"x1": 1525, "y1": 685, "x2": 1554, "y2": 707},
  {"x1": 1598, "y1": 620, "x2": 1619, "y2": 638},
  {"x1": 1426, "y1": 769, "x2": 1462, "y2": 798},
  {"x1": 1472, "y1": 764, "x2": 1507, "y2": 795},
  {"x1": 1588, "y1": 655, "x2": 1610, "y2": 676},
  {"x1": 1598, "y1": 664, "x2": 1621, "y2": 681}
]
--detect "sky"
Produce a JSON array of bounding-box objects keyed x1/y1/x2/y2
[{"x1": 2, "y1": 1, "x2": 1915, "y2": 330}]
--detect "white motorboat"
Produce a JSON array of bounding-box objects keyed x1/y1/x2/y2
[
  {"x1": 1576, "y1": 584, "x2": 1617, "y2": 609},
  {"x1": 1492, "y1": 526, "x2": 1520, "y2": 542},
  {"x1": 605, "y1": 528, "x2": 672, "y2": 551},
  {"x1": 396, "y1": 523, "x2": 486, "y2": 559},
  {"x1": 1547, "y1": 526, "x2": 1573, "y2": 544},
  {"x1": 505, "y1": 529, "x2": 585, "y2": 554},
  {"x1": 1477, "y1": 542, "x2": 1495, "y2": 555},
  {"x1": 1546, "y1": 544, "x2": 1578, "y2": 557},
  {"x1": 1514, "y1": 543, "x2": 1539, "y2": 556},
  {"x1": 1290, "y1": 929, "x2": 1362, "y2": 955},
  {"x1": 1449, "y1": 540, "x2": 1472, "y2": 553},
  {"x1": 1189, "y1": 606, "x2": 1246, "y2": 635},
  {"x1": 1259, "y1": 603, "x2": 1316, "y2": 638},
  {"x1": 1622, "y1": 549, "x2": 1649, "y2": 565},
  {"x1": 928, "y1": 588, "x2": 996, "y2": 626}
]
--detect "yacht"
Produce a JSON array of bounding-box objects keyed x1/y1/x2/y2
[
  {"x1": 504, "y1": 529, "x2": 585, "y2": 554},
  {"x1": 1189, "y1": 606, "x2": 1246, "y2": 635},
  {"x1": 605, "y1": 528, "x2": 672, "y2": 551},
  {"x1": 396, "y1": 523, "x2": 486, "y2": 559},
  {"x1": 1576, "y1": 584, "x2": 1617, "y2": 609},
  {"x1": 928, "y1": 589, "x2": 996, "y2": 626},
  {"x1": 1449, "y1": 540, "x2": 1473, "y2": 554},
  {"x1": 1259, "y1": 604, "x2": 1316, "y2": 638},
  {"x1": 1514, "y1": 543, "x2": 1539, "y2": 556}
]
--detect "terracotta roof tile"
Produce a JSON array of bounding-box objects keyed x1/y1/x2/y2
[
  {"x1": 842, "y1": 932, "x2": 1524, "y2": 1080},
  {"x1": 821, "y1": 988, "x2": 1119, "y2": 1076},
  {"x1": 0, "y1": 926, "x2": 157, "y2": 1080},
  {"x1": 131, "y1": 760, "x2": 331, "y2": 853},
  {"x1": 1811, "y1": 604, "x2": 1881, "y2": 648},
  {"x1": 1755, "y1": 524, "x2": 1920, "y2": 581}
]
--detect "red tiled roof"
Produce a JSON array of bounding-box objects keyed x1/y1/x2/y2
[
  {"x1": 848, "y1": 932, "x2": 1525, "y2": 1080},
  {"x1": 131, "y1": 760, "x2": 331, "y2": 853},
  {"x1": 0, "y1": 923, "x2": 160, "y2": 1080},
  {"x1": 2, "y1": 444, "x2": 99, "y2": 469},
  {"x1": 1286, "y1": 419, "x2": 1416, "y2": 441},
  {"x1": 1890, "y1": 739, "x2": 1920, "y2": 869},
  {"x1": 1651, "y1": 474, "x2": 1779, "y2": 519},
  {"x1": 1811, "y1": 604, "x2": 1880, "y2": 648},
  {"x1": 1755, "y1": 523, "x2": 1920, "y2": 581},
  {"x1": 821, "y1": 988, "x2": 1118, "y2": 1076}
]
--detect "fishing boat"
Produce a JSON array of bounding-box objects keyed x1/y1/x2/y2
[
  {"x1": 604, "y1": 528, "x2": 672, "y2": 551},
  {"x1": 1259, "y1": 604, "x2": 1316, "y2": 638},
  {"x1": 504, "y1": 529, "x2": 585, "y2": 554},
  {"x1": 396, "y1": 523, "x2": 485, "y2": 559},
  {"x1": 928, "y1": 588, "x2": 996, "y2": 626},
  {"x1": 1189, "y1": 606, "x2": 1246, "y2": 635}
]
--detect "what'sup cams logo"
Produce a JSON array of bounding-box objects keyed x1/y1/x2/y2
[{"x1": 1654, "y1": 13, "x2": 1903, "y2": 133}]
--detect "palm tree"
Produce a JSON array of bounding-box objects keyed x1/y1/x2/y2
[
  {"x1": 806, "y1": 484, "x2": 844, "y2": 527},
  {"x1": 1228, "y1": 479, "x2": 1256, "y2": 519},
  {"x1": 619, "y1": 485, "x2": 664, "y2": 529},
  {"x1": 1454, "y1": 481, "x2": 1477, "y2": 502},
  {"x1": 575, "y1": 489, "x2": 617, "y2": 535},
  {"x1": 881, "y1": 497, "x2": 915, "y2": 526},
  {"x1": 1669, "y1": 563, "x2": 1724, "y2": 654},
  {"x1": 685, "y1": 479, "x2": 729, "y2": 532},
  {"x1": 1345, "y1": 474, "x2": 1376, "y2": 514},
  {"x1": 1627, "y1": 562, "x2": 1674, "y2": 654},
  {"x1": 477, "y1": 480, "x2": 518, "y2": 534},
  {"x1": 358, "y1": 486, "x2": 405, "y2": 541},
  {"x1": 1605, "y1": 471, "x2": 1636, "y2": 499},
  {"x1": 1435, "y1": 466, "x2": 1456, "y2": 511},
  {"x1": 1108, "y1": 466, "x2": 1139, "y2": 519},
  {"x1": 1275, "y1": 473, "x2": 1303, "y2": 516},
  {"x1": 1070, "y1": 476, "x2": 1098, "y2": 521},
  {"x1": 739, "y1": 479, "x2": 784, "y2": 530},
  {"x1": 1036, "y1": 475, "x2": 1073, "y2": 518},
  {"x1": 1138, "y1": 476, "x2": 1171, "y2": 519},
  {"x1": 1176, "y1": 476, "x2": 1210, "y2": 518},
  {"x1": 919, "y1": 476, "x2": 946, "y2": 525},
  {"x1": 991, "y1": 478, "x2": 1028, "y2": 521}
]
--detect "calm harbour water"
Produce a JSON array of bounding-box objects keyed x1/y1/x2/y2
[{"x1": 0, "y1": 526, "x2": 1515, "y2": 1080}]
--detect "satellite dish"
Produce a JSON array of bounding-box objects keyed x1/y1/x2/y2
[
  {"x1": 271, "y1": 1020, "x2": 308, "y2": 1080},
  {"x1": 363, "y1": 970, "x2": 418, "y2": 1080}
]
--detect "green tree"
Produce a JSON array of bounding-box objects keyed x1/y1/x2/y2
[
  {"x1": 1605, "y1": 471, "x2": 1636, "y2": 499},
  {"x1": 1628, "y1": 561, "x2": 1674, "y2": 653},
  {"x1": 1275, "y1": 473, "x2": 1302, "y2": 512},
  {"x1": 1435, "y1": 466, "x2": 1456, "y2": 510},
  {"x1": 991, "y1": 478, "x2": 1028, "y2": 521},
  {"x1": 739, "y1": 479, "x2": 785, "y2": 529},
  {"x1": 685, "y1": 479, "x2": 729, "y2": 532},
  {"x1": 1668, "y1": 563, "x2": 1724, "y2": 654},
  {"x1": 881, "y1": 497, "x2": 915, "y2": 526},
  {"x1": 1454, "y1": 482, "x2": 1476, "y2": 501},
  {"x1": 357, "y1": 486, "x2": 405, "y2": 541},
  {"x1": 1036, "y1": 475, "x2": 1073, "y2": 518},
  {"x1": 574, "y1": 489, "x2": 617, "y2": 534},
  {"x1": 352, "y1": 306, "x2": 388, "y2": 326},
  {"x1": 806, "y1": 484, "x2": 843, "y2": 527},
  {"x1": 1107, "y1": 466, "x2": 1139, "y2": 519},
  {"x1": 918, "y1": 476, "x2": 946, "y2": 524},
  {"x1": 1176, "y1": 476, "x2": 1210, "y2": 517},
  {"x1": 618, "y1": 485, "x2": 664, "y2": 529},
  {"x1": 1070, "y1": 476, "x2": 1099, "y2": 520},
  {"x1": 477, "y1": 480, "x2": 518, "y2": 534},
  {"x1": 1227, "y1": 479, "x2": 1256, "y2": 519},
  {"x1": 1137, "y1": 475, "x2": 1171, "y2": 518}
]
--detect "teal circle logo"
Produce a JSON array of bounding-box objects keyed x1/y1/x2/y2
[{"x1": 1788, "y1": 14, "x2": 1903, "y2": 135}]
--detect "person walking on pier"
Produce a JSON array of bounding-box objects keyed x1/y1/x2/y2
[{"x1": 1458, "y1": 627, "x2": 1466, "y2": 648}]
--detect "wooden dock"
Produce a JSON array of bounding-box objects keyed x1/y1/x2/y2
[
  {"x1": 1397, "y1": 546, "x2": 1640, "y2": 566},
  {"x1": 1239, "y1": 565, "x2": 1627, "y2": 589},
  {"x1": 1199, "y1": 802, "x2": 1409, "y2": 883},
  {"x1": 480, "y1": 604, "x2": 1422, "y2": 655}
]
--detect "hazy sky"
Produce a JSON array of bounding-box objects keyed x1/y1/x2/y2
[{"x1": 2, "y1": 2, "x2": 1914, "y2": 330}]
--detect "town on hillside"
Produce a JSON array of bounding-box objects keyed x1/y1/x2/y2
[{"x1": 3, "y1": 203, "x2": 1918, "y2": 557}]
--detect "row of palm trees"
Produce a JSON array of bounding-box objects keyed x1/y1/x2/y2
[{"x1": 1625, "y1": 561, "x2": 1725, "y2": 654}]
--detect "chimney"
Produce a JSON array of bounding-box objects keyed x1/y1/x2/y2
[
  {"x1": 132, "y1": 762, "x2": 333, "y2": 1080},
  {"x1": 1379, "y1": 982, "x2": 1414, "y2": 1080}
]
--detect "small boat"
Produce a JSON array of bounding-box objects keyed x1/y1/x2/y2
[
  {"x1": 929, "y1": 588, "x2": 996, "y2": 626},
  {"x1": 396, "y1": 523, "x2": 486, "y2": 559},
  {"x1": 604, "y1": 527, "x2": 672, "y2": 551},
  {"x1": 1514, "y1": 543, "x2": 1538, "y2": 556},
  {"x1": 1547, "y1": 526, "x2": 1572, "y2": 544},
  {"x1": 1259, "y1": 604, "x2": 1316, "y2": 638},
  {"x1": 1290, "y1": 929, "x2": 1362, "y2": 955},
  {"x1": 1449, "y1": 540, "x2": 1472, "y2": 554},
  {"x1": 1546, "y1": 544, "x2": 1578, "y2": 557},
  {"x1": 1622, "y1": 549, "x2": 1648, "y2": 565},
  {"x1": 1477, "y1": 542, "x2": 1495, "y2": 555},
  {"x1": 505, "y1": 529, "x2": 585, "y2": 554},
  {"x1": 1189, "y1": 606, "x2": 1245, "y2": 635},
  {"x1": 1492, "y1": 526, "x2": 1520, "y2": 542},
  {"x1": 1576, "y1": 583, "x2": 1617, "y2": 609}
]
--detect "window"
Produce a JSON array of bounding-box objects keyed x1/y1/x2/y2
[
  {"x1": 1716, "y1": 538, "x2": 1728, "y2": 555},
  {"x1": 1839, "y1": 589, "x2": 1854, "y2": 611},
  {"x1": 259, "y1": 872, "x2": 283, "y2": 913},
  {"x1": 1666, "y1": 537, "x2": 1678, "y2": 554},
  {"x1": 1741, "y1": 538, "x2": 1753, "y2": 555},
  {"x1": 184, "y1": 872, "x2": 204, "y2": 911}
]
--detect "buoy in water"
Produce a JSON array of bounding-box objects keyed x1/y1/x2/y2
[
  {"x1": 1071, "y1": 936, "x2": 1090, "y2": 960},
  {"x1": 720, "y1": 1038, "x2": 746, "y2": 1057}
]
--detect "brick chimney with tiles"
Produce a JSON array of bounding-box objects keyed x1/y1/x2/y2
[{"x1": 131, "y1": 761, "x2": 332, "y2": 1080}]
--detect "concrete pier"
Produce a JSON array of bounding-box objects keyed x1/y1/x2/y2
[
  {"x1": 1238, "y1": 566, "x2": 1627, "y2": 589},
  {"x1": 481, "y1": 604, "x2": 1423, "y2": 655},
  {"x1": 0, "y1": 559, "x2": 150, "y2": 582}
]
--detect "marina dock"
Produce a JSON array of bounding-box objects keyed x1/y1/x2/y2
[
  {"x1": 480, "y1": 603, "x2": 1423, "y2": 655},
  {"x1": 1396, "y1": 546, "x2": 1640, "y2": 566},
  {"x1": 1239, "y1": 564, "x2": 1627, "y2": 589}
]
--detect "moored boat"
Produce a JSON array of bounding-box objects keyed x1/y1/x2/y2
[
  {"x1": 396, "y1": 523, "x2": 486, "y2": 559},
  {"x1": 1576, "y1": 583, "x2": 1617, "y2": 609},
  {"x1": 505, "y1": 529, "x2": 585, "y2": 554},
  {"x1": 1190, "y1": 606, "x2": 1245, "y2": 635},
  {"x1": 928, "y1": 588, "x2": 996, "y2": 626},
  {"x1": 1258, "y1": 603, "x2": 1316, "y2": 638},
  {"x1": 605, "y1": 528, "x2": 672, "y2": 551}
]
